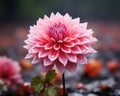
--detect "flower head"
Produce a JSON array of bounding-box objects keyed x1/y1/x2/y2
[
  {"x1": 24, "y1": 12, "x2": 97, "y2": 73},
  {"x1": 0, "y1": 56, "x2": 22, "y2": 87}
]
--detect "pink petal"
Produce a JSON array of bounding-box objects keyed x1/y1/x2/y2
[
  {"x1": 80, "y1": 22, "x2": 88, "y2": 29},
  {"x1": 79, "y1": 45, "x2": 88, "y2": 54},
  {"x1": 72, "y1": 39, "x2": 81, "y2": 45},
  {"x1": 50, "y1": 12, "x2": 55, "y2": 18},
  {"x1": 58, "y1": 52, "x2": 68, "y2": 66},
  {"x1": 35, "y1": 42, "x2": 46, "y2": 48},
  {"x1": 87, "y1": 37, "x2": 98, "y2": 44},
  {"x1": 86, "y1": 29, "x2": 94, "y2": 35},
  {"x1": 54, "y1": 43, "x2": 60, "y2": 50},
  {"x1": 86, "y1": 47, "x2": 97, "y2": 54},
  {"x1": 80, "y1": 45, "x2": 97, "y2": 54},
  {"x1": 66, "y1": 62, "x2": 77, "y2": 73},
  {"x1": 37, "y1": 18, "x2": 44, "y2": 26},
  {"x1": 64, "y1": 42, "x2": 74, "y2": 47},
  {"x1": 56, "y1": 61, "x2": 65, "y2": 74},
  {"x1": 80, "y1": 37, "x2": 90, "y2": 44},
  {"x1": 56, "y1": 12, "x2": 63, "y2": 18},
  {"x1": 32, "y1": 57, "x2": 39, "y2": 64},
  {"x1": 29, "y1": 48, "x2": 38, "y2": 53},
  {"x1": 44, "y1": 43, "x2": 53, "y2": 50},
  {"x1": 71, "y1": 46, "x2": 82, "y2": 54},
  {"x1": 77, "y1": 55, "x2": 87, "y2": 64},
  {"x1": 41, "y1": 64, "x2": 54, "y2": 73},
  {"x1": 66, "y1": 54, "x2": 77, "y2": 63},
  {"x1": 63, "y1": 37, "x2": 71, "y2": 42},
  {"x1": 72, "y1": 18, "x2": 80, "y2": 24},
  {"x1": 43, "y1": 58, "x2": 53, "y2": 66},
  {"x1": 44, "y1": 15, "x2": 49, "y2": 20},
  {"x1": 64, "y1": 13, "x2": 72, "y2": 19},
  {"x1": 78, "y1": 29, "x2": 93, "y2": 38},
  {"x1": 79, "y1": 37, "x2": 97, "y2": 45},
  {"x1": 61, "y1": 46, "x2": 71, "y2": 53},
  {"x1": 48, "y1": 50, "x2": 59, "y2": 61},
  {"x1": 38, "y1": 50, "x2": 48, "y2": 58},
  {"x1": 23, "y1": 45, "x2": 30, "y2": 50},
  {"x1": 25, "y1": 53, "x2": 34, "y2": 59}
]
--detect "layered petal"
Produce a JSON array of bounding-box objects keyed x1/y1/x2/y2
[
  {"x1": 24, "y1": 12, "x2": 97, "y2": 73},
  {"x1": 66, "y1": 62, "x2": 77, "y2": 73},
  {"x1": 58, "y1": 52, "x2": 68, "y2": 66},
  {"x1": 77, "y1": 55, "x2": 87, "y2": 64}
]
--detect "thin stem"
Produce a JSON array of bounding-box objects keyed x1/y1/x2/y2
[{"x1": 62, "y1": 73, "x2": 67, "y2": 96}]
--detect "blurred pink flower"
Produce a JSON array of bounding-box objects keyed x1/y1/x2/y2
[
  {"x1": 24, "y1": 12, "x2": 97, "y2": 73},
  {"x1": 0, "y1": 56, "x2": 22, "y2": 87}
]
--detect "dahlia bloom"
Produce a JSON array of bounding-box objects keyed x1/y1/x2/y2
[
  {"x1": 0, "y1": 56, "x2": 22, "y2": 87},
  {"x1": 24, "y1": 12, "x2": 97, "y2": 73}
]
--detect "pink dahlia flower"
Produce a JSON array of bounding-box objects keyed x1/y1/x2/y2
[
  {"x1": 24, "y1": 12, "x2": 97, "y2": 73},
  {"x1": 0, "y1": 56, "x2": 22, "y2": 87}
]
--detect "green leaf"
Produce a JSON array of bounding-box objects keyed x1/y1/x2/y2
[
  {"x1": 46, "y1": 70, "x2": 56, "y2": 84},
  {"x1": 44, "y1": 86, "x2": 59, "y2": 96},
  {"x1": 31, "y1": 75, "x2": 45, "y2": 94}
]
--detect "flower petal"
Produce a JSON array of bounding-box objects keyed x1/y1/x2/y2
[
  {"x1": 86, "y1": 47, "x2": 97, "y2": 54},
  {"x1": 48, "y1": 50, "x2": 59, "y2": 61},
  {"x1": 43, "y1": 58, "x2": 53, "y2": 66},
  {"x1": 54, "y1": 43, "x2": 60, "y2": 50},
  {"x1": 44, "y1": 43, "x2": 53, "y2": 50},
  {"x1": 66, "y1": 62, "x2": 77, "y2": 73},
  {"x1": 72, "y1": 39, "x2": 81, "y2": 45},
  {"x1": 23, "y1": 45, "x2": 30, "y2": 49},
  {"x1": 41, "y1": 64, "x2": 54, "y2": 73},
  {"x1": 56, "y1": 61, "x2": 65, "y2": 74},
  {"x1": 66, "y1": 54, "x2": 77, "y2": 63},
  {"x1": 29, "y1": 48, "x2": 38, "y2": 53},
  {"x1": 71, "y1": 46, "x2": 82, "y2": 54},
  {"x1": 38, "y1": 50, "x2": 48, "y2": 58},
  {"x1": 32, "y1": 57, "x2": 39, "y2": 64},
  {"x1": 80, "y1": 22, "x2": 88, "y2": 29},
  {"x1": 77, "y1": 55, "x2": 87, "y2": 64},
  {"x1": 72, "y1": 18, "x2": 80, "y2": 24},
  {"x1": 50, "y1": 12, "x2": 55, "y2": 18},
  {"x1": 64, "y1": 42, "x2": 74, "y2": 47},
  {"x1": 61, "y1": 46, "x2": 71, "y2": 53},
  {"x1": 25, "y1": 53, "x2": 34, "y2": 59},
  {"x1": 58, "y1": 52, "x2": 68, "y2": 66}
]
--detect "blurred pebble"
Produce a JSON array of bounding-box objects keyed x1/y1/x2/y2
[
  {"x1": 86, "y1": 81, "x2": 99, "y2": 92},
  {"x1": 68, "y1": 93, "x2": 83, "y2": 96},
  {"x1": 100, "y1": 78, "x2": 116, "y2": 87},
  {"x1": 82, "y1": 77, "x2": 116, "y2": 93},
  {"x1": 75, "y1": 83, "x2": 86, "y2": 90},
  {"x1": 87, "y1": 93, "x2": 98, "y2": 96},
  {"x1": 115, "y1": 89, "x2": 120, "y2": 96}
]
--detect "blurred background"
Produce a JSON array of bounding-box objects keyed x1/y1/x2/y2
[{"x1": 0, "y1": 0, "x2": 120, "y2": 95}]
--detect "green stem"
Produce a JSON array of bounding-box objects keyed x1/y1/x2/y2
[{"x1": 62, "y1": 73, "x2": 67, "y2": 96}]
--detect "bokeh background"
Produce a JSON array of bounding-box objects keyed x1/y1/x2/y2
[{"x1": 0, "y1": 0, "x2": 120, "y2": 95}]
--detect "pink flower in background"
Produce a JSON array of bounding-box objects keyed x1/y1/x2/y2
[
  {"x1": 24, "y1": 12, "x2": 97, "y2": 73},
  {"x1": 0, "y1": 56, "x2": 22, "y2": 87}
]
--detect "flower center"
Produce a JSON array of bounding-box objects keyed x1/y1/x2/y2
[{"x1": 49, "y1": 23, "x2": 67, "y2": 41}]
